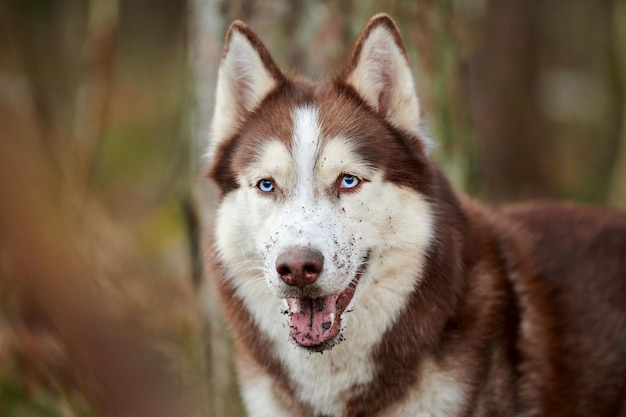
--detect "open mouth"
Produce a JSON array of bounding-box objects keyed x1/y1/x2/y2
[{"x1": 285, "y1": 260, "x2": 367, "y2": 351}]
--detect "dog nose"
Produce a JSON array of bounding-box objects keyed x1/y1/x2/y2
[{"x1": 276, "y1": 247, "x2": 324, "y2": 288}]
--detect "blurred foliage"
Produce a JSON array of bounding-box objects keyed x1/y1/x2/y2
[
  {"x1": 0, "y1": 0, "x2": 625, "y2": 416},
  {"x1": 1, "y1": 0, "x2": 207, "y2": 416}
]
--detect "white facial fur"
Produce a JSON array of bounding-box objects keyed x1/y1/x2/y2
[
  {"x1": 258, "y1": 107, "x2": 370, "y2": 299},
  {"x1": 213, "y1": 105, "x2": 436, "y2": 416}
]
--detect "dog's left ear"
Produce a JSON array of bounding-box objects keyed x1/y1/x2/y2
[{"x1": 342, "y1": 14, "x2": 422, "y2": 136}]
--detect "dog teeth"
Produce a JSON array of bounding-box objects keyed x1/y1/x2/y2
[{"x1": 330, "y1": 312, "x2": 335, "y2": 328}]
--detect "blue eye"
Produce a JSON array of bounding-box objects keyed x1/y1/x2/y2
[
  {"x1": 340, "y1": 174, "x2": 360, "y2": 189},
  {"x1": 257, "y1": 179, "x2": 274, "y2": 193}
]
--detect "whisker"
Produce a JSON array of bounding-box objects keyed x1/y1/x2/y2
[
  {"x1": 229, "y1": 261, "x2": 264, "y2": 272},
  {"x1": 237, "y1": 276, "x2": 267, "y2": 293}
]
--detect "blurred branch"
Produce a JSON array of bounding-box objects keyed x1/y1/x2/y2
[
  {"x1": 5, "y1": 1, "x2": 87, "y2": 173},
  {"x1": 190, "y1": 0, "x2": 246, "y2": 413},
  {"x1": 608, "y1": 0, "x2": 626, "y2": 208},
  {"x1": 73, "y1": 0, "x2": 119, "y2": 188},
  {"x1": 182, "y1": 196, "x2": 203, "y2": 287}
]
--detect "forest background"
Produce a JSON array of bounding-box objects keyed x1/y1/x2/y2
[{"x1": 0, "y1": 0, "x2": 624, "y2": 416}]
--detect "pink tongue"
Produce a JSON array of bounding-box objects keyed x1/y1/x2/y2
[{"x1": 287, "y1": 295, "x2": 340, "y2": 347}]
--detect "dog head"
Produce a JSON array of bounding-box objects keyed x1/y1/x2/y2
[{"x1": 207, "y1": 14, "x2": 436, "y2": 351}]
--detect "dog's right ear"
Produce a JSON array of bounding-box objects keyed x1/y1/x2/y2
[{"x1": 208, "y1": 21, "x2": 285, "y2": 159}]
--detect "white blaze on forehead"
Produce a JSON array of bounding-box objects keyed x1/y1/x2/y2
[
  {"x1": 291, "y1": 106, "x2": 322, "y2": 194},
  {"x1": 238, "y1": 106, "x2": 322, "y2": 193}
]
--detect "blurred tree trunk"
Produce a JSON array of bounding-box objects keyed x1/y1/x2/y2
[
  {"x1": 468, "y1": 0, "x2": 548, "y2": 202},
  {"x1": 5, "y1": 0, "x2": 89, "y2": 170},
  {"x1": 191, "y1": 1, "x2": 245, "y2": 415},
  {"x1": 468, "y1": 0, "x2": 623, "y2": 204},
  {"x1": 608, "y1": 0, "x2": 626, "y2": 208}
]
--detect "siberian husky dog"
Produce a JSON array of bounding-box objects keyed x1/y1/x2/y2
[{"x1": 204, "y1": 13, "x2": 626, "y2": 417}]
